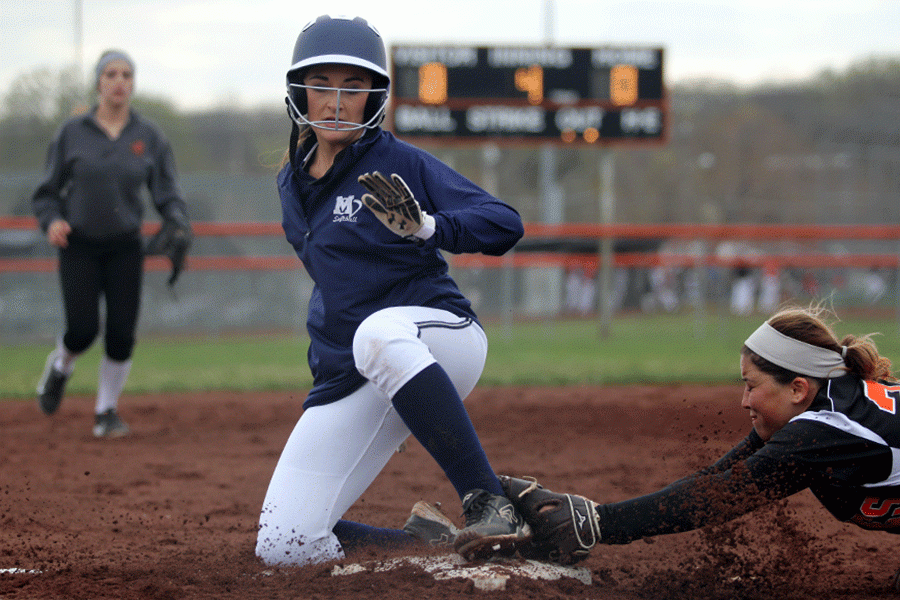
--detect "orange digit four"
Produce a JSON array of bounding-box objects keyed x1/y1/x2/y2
[{"x1": 863, "y1": 380, "x2": 900, "y2": 414}]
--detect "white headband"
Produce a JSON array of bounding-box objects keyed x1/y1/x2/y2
[{"x1": 744, "y1": 322, "x2": 847, "y2": 379}]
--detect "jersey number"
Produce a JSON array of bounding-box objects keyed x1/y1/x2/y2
[
  {"x1": 860, "y1": 497, "x2": 900, "y2": 519},
  {"x1": 863, "y1": 380, "x2": 900, "y2": 414}
]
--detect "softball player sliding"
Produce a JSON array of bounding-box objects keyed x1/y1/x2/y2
[{"x1": 255, "y1": 15, "x2": 530, "y2": 567}]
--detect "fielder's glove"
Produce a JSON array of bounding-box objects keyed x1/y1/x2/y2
[
  {"x1": 358, "y1": 171, "x2": 434, "y2": 242},
  {"x1": 499, "y1": 475, "x2": 602, "y2": 565},
  {"x1": 145, "y1": 210, "x2": 193, "y2": 286}
]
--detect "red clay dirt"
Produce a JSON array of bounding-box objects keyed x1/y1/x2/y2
[{"x1": 1, "y1": 384, "x2": 898, "y2": 599}]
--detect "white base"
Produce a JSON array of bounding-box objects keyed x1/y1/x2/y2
[
  {"x1": 0, "y1": 568, "x2": 42, "y2": 575},
  {"x1": 332, "y1": 554, "x2": 591, "y2": 591}
]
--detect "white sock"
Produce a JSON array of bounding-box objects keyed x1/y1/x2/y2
[
  {"x1": 95, "y1": 356, "x2": 132, "y2": 414},
  {"x1": 53, "y1": 338, "x2": 77, "y2": 375}
]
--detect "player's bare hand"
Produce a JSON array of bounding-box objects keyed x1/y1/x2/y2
[
  {"x1": 358, "y1": 171, "x2": 426, "y2": 239},
  {"x1": 47, "y1": 219, "x2": 72, "y2": 248}
]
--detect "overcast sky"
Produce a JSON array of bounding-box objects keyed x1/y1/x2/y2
[{"x1": 2, "y1": 0, "x2": 898, "y2": 111}]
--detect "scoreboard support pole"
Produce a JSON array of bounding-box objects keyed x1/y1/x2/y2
[
  {"x1": 597, "y1": 150, "x2": 615, "y2": 339},
  {"x1": 480, "y1": 144, "x2": 516, "y2": 337},
  {"x1": 539, "y1": 145, "x2": 564, "y2": 224}
]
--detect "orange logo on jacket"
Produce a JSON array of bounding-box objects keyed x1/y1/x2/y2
[{"x1": 131, "y1": 140, "x2": 145, "y2": 156}]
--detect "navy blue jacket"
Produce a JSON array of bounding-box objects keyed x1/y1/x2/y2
[{"x1": 278, "y1": 128, "x2": 524, "y2": 407}]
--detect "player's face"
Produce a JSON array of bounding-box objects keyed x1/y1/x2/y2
[
  {"x1": 303, "y1": 64, "x2": 373, "y2": 147},
  {"x1": 97, "y1": 59, "x2": 134, "y2": 108},
  {"x1": 739, "y1": 354, "x2": 809, "y2": 441}
]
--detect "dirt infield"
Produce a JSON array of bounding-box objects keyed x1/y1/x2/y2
[{"x1": 2, "y1": 384, "x2": 899, "y2": 599}]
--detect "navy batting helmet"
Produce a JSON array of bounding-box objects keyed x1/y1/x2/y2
[{"x1": 286, "y1": 15, "x2": 390, "y2": 131}]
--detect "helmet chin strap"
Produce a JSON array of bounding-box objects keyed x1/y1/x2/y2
[{"x1": 306, "y1": 118, "x2": 366, "y2": 131}]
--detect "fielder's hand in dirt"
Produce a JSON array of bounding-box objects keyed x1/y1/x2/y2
[
  {"x1": 499, "y1": 475, "x2": 602, "y2": 565},
  {"x1": 358, "y1": 171, "x2": 435, "y2": 242}
]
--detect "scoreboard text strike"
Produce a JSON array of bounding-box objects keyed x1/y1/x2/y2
[{"x1": 389, "y1": 45, "x2": 666, "y2": 144}]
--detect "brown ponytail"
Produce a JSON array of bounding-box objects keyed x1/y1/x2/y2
[{"x1": 839, "y1": 333, "x2": 895, "y2": 382}]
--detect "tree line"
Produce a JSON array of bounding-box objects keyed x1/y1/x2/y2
[{"x1": 2, "y1": 56, "x2": 899, "y2": 225}]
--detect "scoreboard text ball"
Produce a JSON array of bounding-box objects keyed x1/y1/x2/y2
[{"x1": 389, "y1": 45, "x2": 666, "y2": 144}]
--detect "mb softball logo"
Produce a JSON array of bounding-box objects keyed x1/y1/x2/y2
[{"x1": 333, "y1": 195, "x2": 362, "y2": 223}]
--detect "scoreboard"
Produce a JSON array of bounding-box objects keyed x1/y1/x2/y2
[{"x1": 389, "y1": 45, "x2": 667, "y2": 144}]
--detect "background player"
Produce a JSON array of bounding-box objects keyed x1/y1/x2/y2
[
  {"x1": 497, "y1": 304, "x2": 900, "y2": 580},
  {"x1": 255, "y1": 15, "x2": 529, "y2": 567},
  {"x1": 32, "y1": 50, "x2": 191, "y2": 438}
]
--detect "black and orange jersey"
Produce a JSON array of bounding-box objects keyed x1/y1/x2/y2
[{"x1": 599, "y1": 375, "x2": 900, "y2": 543}]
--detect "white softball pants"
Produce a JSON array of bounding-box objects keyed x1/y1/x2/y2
[{"x1": 255, "y1": 306, "x2": 487, "y2": 566}]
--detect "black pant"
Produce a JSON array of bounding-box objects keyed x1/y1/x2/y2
[{"x1": 58, "y1": 235, "x2": 144, "y2": 361}]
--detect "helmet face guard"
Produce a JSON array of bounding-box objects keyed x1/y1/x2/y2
[
  {"x1": 286, "y1": 15, "x2": 390, "y2": 132},
  {"x1": 286, "y1": 80, "x2": 388, "y2": 132}
]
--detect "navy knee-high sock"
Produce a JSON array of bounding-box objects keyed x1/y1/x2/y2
[
  {"x1": 333, "y1": 519, "x2": 412, "y2": 551},
  {"x1": 390, "y1": 362, "x2": 502, "y2": 499}
]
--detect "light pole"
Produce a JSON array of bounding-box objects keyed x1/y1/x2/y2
[{"x1": 74, "y1": 0, "x2": 84, "y2": 100}]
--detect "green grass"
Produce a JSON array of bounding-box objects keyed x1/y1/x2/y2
[
  {"x1": 3, "y1": 312, "x2": 900, "y2": 398},
  {"x1": 1, "y1": 334, "x2": 313, "y2": 399}
]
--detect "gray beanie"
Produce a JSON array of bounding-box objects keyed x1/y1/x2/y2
[{"x1": 95, "y1": 50, "x2": 135, "y2": 87}]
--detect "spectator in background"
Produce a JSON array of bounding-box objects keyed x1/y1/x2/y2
[
  {"x1": 647, "y1": 264, "x2": 679, "y2": 313},
  {"x1": 644, "y1": 240, "x2": 681, "y2": 314},
  {"x1": 757, "y1": 259, "x2": 781, "y2": 313},
  {"x1": 862, "y1": 268, "x2": 887, "y2": 304},
  {"x1": 565, "y1": 265, "x2": 596, "y2": 316},
  {"x1": 730, "y1": 261, "x2": 757, "y2": 316},
  {"x1": 31, "y1": 50, "x2": 191, "y2": 438}
]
